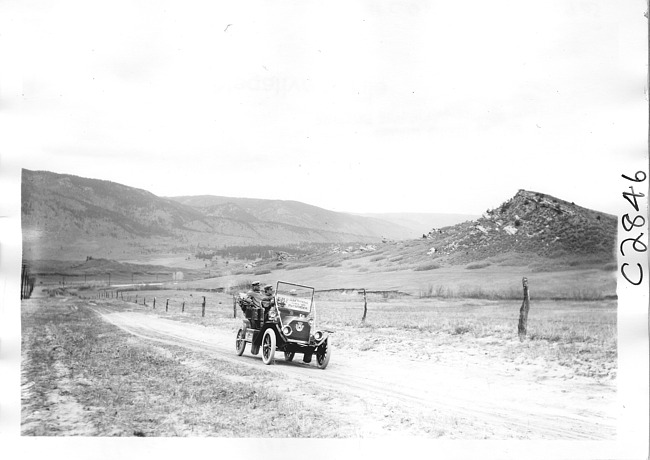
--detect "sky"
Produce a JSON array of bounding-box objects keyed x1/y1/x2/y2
[{"x1": 0, "y1": 0, "x2": 647, "y2": 215}]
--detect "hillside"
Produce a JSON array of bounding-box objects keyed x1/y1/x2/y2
[
  {"x1": 167, "y1": 186, "x2": 617, "y2": 300},
  {"x1": 420, "y1": 189, "x2": 617, "y2": 264},
  {"x1": 169, "y1": 195, "x2": 415, "y2": 239},
  {"x1": 21, "y1": 170, "x2": 413, "y2": 260}
]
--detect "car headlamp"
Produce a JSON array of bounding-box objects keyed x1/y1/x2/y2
[
  {"x1": 314, "y1": 331, "x2": 323, "y2": 341},
  {"x1": 282, "y1": 325, "x2": 292, "y2": 336}
]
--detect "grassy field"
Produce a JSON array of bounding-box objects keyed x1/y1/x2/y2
[
  {"x1": 170, "y1": 263, "x2": 616, "y2": 300},
  {"x1": 21, "y1": 297, "x2": 352, "y2": 437},
  {"x1": 22, "y1": 283, "x2": 617, "y2": 438},
  {"x1": 76, "y1": 285, "x2": 616, "y2": 381}
]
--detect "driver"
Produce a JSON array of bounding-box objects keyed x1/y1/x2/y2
[{"x1": 262, "y1": 284, "x2": 275, "y2": 307}]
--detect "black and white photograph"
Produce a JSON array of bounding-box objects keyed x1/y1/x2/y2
[{"x1": 0, "y1": 0, "x2": 648, "y2": 458}]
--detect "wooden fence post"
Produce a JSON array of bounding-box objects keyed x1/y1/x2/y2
[
  {"x1": 166, "y1": 299, "x2": 169, "y2": 312},
  {"x1": 182, "y1": 301, "x2": 185, "y2": 313},
  {"x1": 21, "y1": 264, "x2": 25, "y2": 300},
  {"x1": 135, "y1": 294, "x2": 138, "y2": 304},
  {"x1": 518, "y1": 277, "x2": 530, "y2": 341},
  {"x1": 233, "y1": 295, "x2": 237, "y2": 318},
  {"x1": 202, "y1": 296, "x2": 206, "y2": 317},
  {"x1": 153, "y1": 297, "x2": 156, "y2": 309},
  {"x1": 361, "y1": 288, "x2": 368, "y2": 322}
]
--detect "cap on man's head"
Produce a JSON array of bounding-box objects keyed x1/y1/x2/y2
[
  {"x1": 252, "y1": 281, "x2": 260, "y2": 286},
  {"x1": 264, "y1": 284, "x2": 273, "y2": 290}
]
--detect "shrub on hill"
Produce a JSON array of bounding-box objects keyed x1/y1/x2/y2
[
  {"x1": 466, "y1": 262, "x2": 491, "y2": 269},
  {"x1": 414, "y1": 262, "x2": 441, "y2": 271}
]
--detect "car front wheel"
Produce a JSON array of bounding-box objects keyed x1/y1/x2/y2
[
  {"x1": 316, "y1": 338, "x2": 331, "y2": 369},
  {"x1": 236, "y1": 328, "x2": 246, "y2": 356},
  {"x1": 261, "y1": 329, "x2": 276, "y2": 365}
]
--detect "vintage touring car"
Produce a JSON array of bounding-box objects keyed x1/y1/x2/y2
[{"x1": 235, "y1": 281, "x2": 331, "y2": 369}]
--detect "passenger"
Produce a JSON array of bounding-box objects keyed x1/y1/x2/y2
[{"x1": 246, "y1": 281, "x2": 263, "y2": 308}]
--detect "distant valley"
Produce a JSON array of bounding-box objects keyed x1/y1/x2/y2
[
  {"x1": 21, "y1": 169, "x2": 617, "y2": 298},
  {"x1": 21, "y1": 169, "x2": 468, "y2": 260}
]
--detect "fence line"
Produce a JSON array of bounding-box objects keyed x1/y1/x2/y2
[
  {"x1": 81, "y1": 289, "x2": 227, "y2": 319},
  {"x1": 82, "y1": 286, "x2": 374, "y2": 322}
]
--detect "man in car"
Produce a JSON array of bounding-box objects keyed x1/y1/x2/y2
[
  {"x1": 246, "y1": 281, "x2": 263, "y2": 307},
  {"x1": 245, "y1": 281, "x2": 265, "y2": 326},
  {"x1": 262, "y1": 284, "x2": 275, "y2": 307}
]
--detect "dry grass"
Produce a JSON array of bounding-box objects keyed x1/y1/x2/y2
[
  {"x1": 307, "y1": 293, "x2": 617, "y2": 379},
  {"x1": 77, "y1": 274, "x2": 618, "y2": 382},
  {"x1": 21, "y1": 299, "x2": 348, "y2": 437}
]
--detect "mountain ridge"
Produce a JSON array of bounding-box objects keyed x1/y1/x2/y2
[
  {"x1": 21, "y1": 169, "x2": 415, "y2": 259},
  {"x1": 21, "y1": 170, "x2": 616, "y2": 267}
]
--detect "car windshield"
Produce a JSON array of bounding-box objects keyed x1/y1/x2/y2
[{"x1": 275, "y1": 282, "x2": 313, "y2": 314}]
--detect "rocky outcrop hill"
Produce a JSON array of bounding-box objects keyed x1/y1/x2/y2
[{"x1": 423, "y1": 190, "x2": 617, "y2": 264}]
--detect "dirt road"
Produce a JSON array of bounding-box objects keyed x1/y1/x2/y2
[{"x1": 91, "y1": 304, "x2": 616, "y2": 439}]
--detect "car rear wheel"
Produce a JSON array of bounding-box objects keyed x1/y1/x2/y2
[
  {"x1": 316, "y1": 338, "x2": 331, "y2": 369},
  {"x1": 235, "y1": 328, "x2": 246, "y2": 356},
  {"x1": 284, "y1": 351, "x2": 295, "y2": 362},
  {"x1": 262, "y1": 329, "x2": 276, "y2": 365}
]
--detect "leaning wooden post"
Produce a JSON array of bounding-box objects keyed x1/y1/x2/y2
[
  {"x1": 233, "y1": 295, "x2": 237, "y2": 318},
  {"x1": 518, "y1": 277, "x2": 530, "y2": 341},
  {"x1": 182, "y1": 301, "x2": 185, "y2": 313},
  {"x1": 20, "y1": 264, "x2": 25, "y2": 300},
  {"x1": 361, "y1": 288, "x2": 368, "y2": 322},
  {"x1": 202, "y1": 296, "x2": 206, "y2": 317},
  {"x1": 165, "y1": 299, "x2": 169, "y2": 312}
]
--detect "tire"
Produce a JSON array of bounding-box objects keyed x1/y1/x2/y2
[
  {"x1": 261, "y1": 329, "x2": 276, "y2": 365},
  {"x1": 316, "y1": 338, "x2": 331, "y2": 369},
  {"x1": 284, "y1": 351, "x2": 295, "y2": 362},
  {"x1": 235, "y1": 328, "x2": 246, "y2": 356}
]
